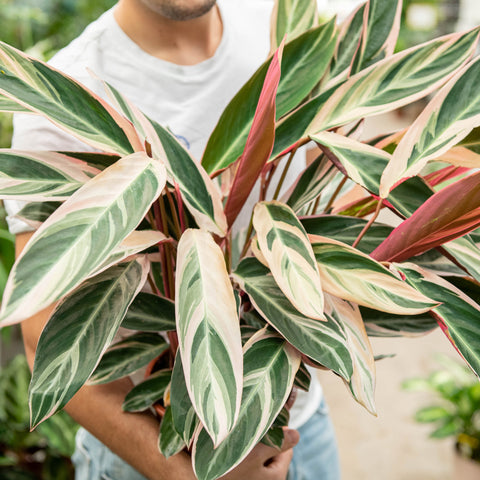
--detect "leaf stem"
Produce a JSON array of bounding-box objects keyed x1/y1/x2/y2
[
  {"x1": 272, "y1": 147, "x2": 297, "y2": 200},
  {"x1": 352, "y1": 198, "x2": 384, "y2": 249},
  {"x1": 165, "y1": 187, "x2": 182, "y2": 239},
  {"x1": 158, "y1": 195, "x2": 175, "y2": 300},
  {"x1": 323, "y1": 175, "x2": 348, "y2": 213}
]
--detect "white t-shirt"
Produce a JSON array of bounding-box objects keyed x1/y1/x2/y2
[{"x1": 5, "y1": 0, "x2": 322, "y2": 429}]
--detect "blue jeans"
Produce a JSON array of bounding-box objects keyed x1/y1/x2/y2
[{"x1": 72, "y1": 398, "x2": 340, "y2": 480}]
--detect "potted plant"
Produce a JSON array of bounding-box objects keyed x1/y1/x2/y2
[
  {"x1": 1, "y1": 0, "x2": 480, "y2": 478},
  {"x1": 403, "y1": 354, "x2": 480, "y2": 479}
]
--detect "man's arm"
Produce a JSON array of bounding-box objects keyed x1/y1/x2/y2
[{"x1": 17, "y1": 232, "x2": 298, "y2": 480}]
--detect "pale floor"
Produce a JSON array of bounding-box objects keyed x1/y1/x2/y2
[{"x1": 318, "y1": 329, "x2": 457, "y2": 480}]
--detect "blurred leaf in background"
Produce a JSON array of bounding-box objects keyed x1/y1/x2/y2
[{"x1": 0, "y1": 355, "x2": 78, "y2": 479}]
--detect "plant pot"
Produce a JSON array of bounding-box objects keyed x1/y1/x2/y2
[{"x1": 453, "y1": 451, "x2": 480, "y2": 480}]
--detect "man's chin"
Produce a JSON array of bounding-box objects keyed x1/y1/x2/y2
[{"x1": 140, "y1": 0, "x2": 217, "y2": 21}]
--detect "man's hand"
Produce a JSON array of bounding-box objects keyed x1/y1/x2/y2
[{"x1": 221, "y1": 428, "x2": 299, "y2": 480}]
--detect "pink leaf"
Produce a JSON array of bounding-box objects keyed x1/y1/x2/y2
[
  {"x1": 371, "y1": 171, "x2": 480, "y2": 262},
  {"x1": 224, "y1": 41, "x2": 285, "y2": 228}
]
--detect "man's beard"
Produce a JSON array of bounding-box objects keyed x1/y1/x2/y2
[{"x1": 140, "y1": 0, "x2": 217, "y2": 21}]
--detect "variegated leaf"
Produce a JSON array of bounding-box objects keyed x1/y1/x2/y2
[
  {"x1": 202, "y1": 19, "x2": 337, "y2": 174},
  {"x1": 0, "y1": 150, "x2": 99, "y2": 200},
  {"x1": 361, "y1": 306, "x2": 437, "y2": 337},
  {"x1": 101, "y1": 81, "x2": 227, "y2": 236},
  {"x1": 372, "y1": 171, "x2": 480, "y2": 262},
  {"x1": 89, "y1": 230, "x2": 168, "y2": 277},
  {"x1": 458, "y1": 126, "x2": 480, "y2": 154},
  {"x1": 122, "y1": 292, "x2": 176, "y2": 332},
  {"x1": 122, "y1": 369, "x2": 172, "y2": 412},
  {"x1": 253, "y1": 201, "x2": 325, "y2": 320},
  {"x1": 15, "y1": 201, "x2": 60, "y2": 229},
  {"x1": 224, "y1": 42, "x2": 283, "y2": 227},
  {"x1": 0, "y1": 41, "x2": 142, "y2": 154},
  {"x1": 294, "y1": 362, "x2": 311, "y2": 392},
  {"x1": 309, "y1": 28, "x2": 480, "y2": 133},
  {"x1": 311, "y1": 131, "x2": 392, "y2": 197},
  {"x1": 281, "y1": 155, "x2": 337, "y2": 213},
  {"x1": 309, "y1": 234, "x2": 436, "y2": 314},
  {"x1": 323, "y1": 2, "x2": 365, "y2": 88},
  {"x1": 0, "y1": 152, "x2": 166, "y2": 325},
  {"x1": 89, "y1": 332, "x2": 169, "y2": 385},
  {"x1": 170, "y1": 352, "x2": 200, "y2": 446},
  {"x1": 270, "y1": 0, "x2": 318, "y2": 49},
  {"x1": 0, "y1": 95, "x2": 30, "y2": 112},
  {"x1": 192, "y1": 329, "x2": 300, "y2": 480},
  {"x1": 301, "y1": 215, "x2": 393, "y2": 254},
  {"x1": 443, "y1": 236, "x2": 480, "y2": 284},
  {"x1": 394, "y1": 263, "x2": 480, "y2": 377},
  {"x1": 325, "y1": 294, "x2": 376, "y2": 415},
  {"x1": 57, "y1": 151, "x2": 121, "y2": 171},
  {"x1": 261, "y1": 406, "x2": 290, "y2": 449},
  {"x1": 29, "y1": 259, "x2": 148, "y2": 428},
  {"x1": 233, "y1": 257, "x2": 353, "y2": 379},
  {"x1": 175, "y1": 229, "x2": 243, "y2": 446},
  {"x1": 351, "y1": 0, "x2": 402, "y2": 74},
  {"x1": 381, "y1": 56, "x2": 480, "y2": 197},
  {"x1": 158, "y1": 406, "x2": 187, "y2": 459},
  {"x1": 423, "y1": 164, "x2": 471, "y2": 187}
]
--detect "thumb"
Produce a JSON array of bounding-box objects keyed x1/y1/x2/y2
[{"x1": 281, "y1": 428, "x2": 300, "y2": 451}]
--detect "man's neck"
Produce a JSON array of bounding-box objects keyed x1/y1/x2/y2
[{"x1": 114, "y1": 0, "x2": 223, "y2": 65}]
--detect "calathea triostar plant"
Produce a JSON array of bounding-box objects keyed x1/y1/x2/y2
[{"x1": 2, "y1": 0, "x2": 480, "y2": 478}]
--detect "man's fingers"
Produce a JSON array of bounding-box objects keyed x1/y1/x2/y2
[{"x1": 280, "y1": 428, "x2": 300, "y2": 451}]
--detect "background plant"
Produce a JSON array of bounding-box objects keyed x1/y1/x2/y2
[
  {"x1": 0, "y1": 355, "x2": 78, "y2": 479},
  {"x1": 403, "y1": 354, "x2": 480, "y2": 462},
  {"x1": 1, "y1": 0, "x2": 480, "y2": 479}
]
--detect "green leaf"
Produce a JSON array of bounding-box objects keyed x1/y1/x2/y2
[
  {"x1": 192, "y1": 331, "x2": 300, "y2": 480},
  {"x1": 89, "y1": 332, "x2": 169, "y2": 385},
  {"x1": 0, "y1": 41, "x2": 142, "y2": 154},
  {"x1": 175, "y1": 229, "x2": 243, "y2": 446},
  {"x1": 122, "y1": 369, "x2": 172, "y2": 412},
  {"x1": 202, "y1": 19, "x2": 337, "y2": 174},
  {"x1": 158, "y1": 406, "x2": 186, "y2": 459},
  {"x1": 233, "y1": 257, "x2": 353, "y2": 380},
  {"x1": 121, "y1": 292, "x2": 176, "y2": 332},
  {"x1": 29, "y1": 260, "x2": 148, "y2": 428},
  {"x1": 0, "y1": 152, "x2": 166, "y2": 325},
  {"x1": 415, "y1": 406, "x2": 451, "y2": 423}
]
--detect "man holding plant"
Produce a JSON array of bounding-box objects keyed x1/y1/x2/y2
[{"x1": 5, "y1": 0, "x2": 340, "y2": 479}]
